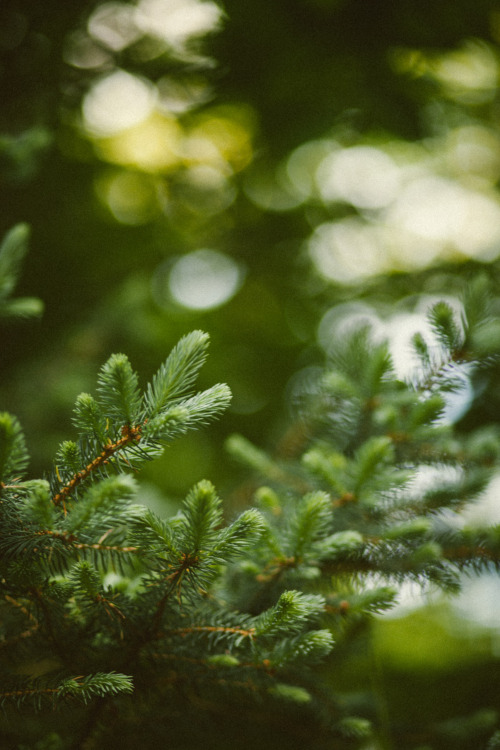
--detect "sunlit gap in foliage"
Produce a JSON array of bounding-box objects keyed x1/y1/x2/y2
[
  {"x1": 75, "y1": 0, "x2": 224, "y2": 63},
  {"x1": 390, "y1": 39, "x2": 499, "y2": 105},
  {"x1": 85, "y1": 100, "x2": 252, "y2": 222},
  {"x1": 83, "y1": 70, "x2": 158, "y2": 136},
  {"x1": 64, "y1": 0, "x2": 256, "y2": 225},
  {"x1": 239, "y1": 40, "x2": 500, "y2": 284},
  {"x1": 152, "y1": 249, "x2": 245, "y2": 311},
  {"x1": 307, "y1": 129, "x2": 500, "y2": 280}
]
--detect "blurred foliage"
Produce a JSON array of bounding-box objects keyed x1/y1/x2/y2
[
  {"x1": 1, "y1": 0, "x2": 500, "y2": 490},
  {"x1": 2, "y1": 2, "x2": 500, "y2": 744}
]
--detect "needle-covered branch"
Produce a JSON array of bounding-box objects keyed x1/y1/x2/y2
[
  {"x1": 0, "y1": 328, "x2": 338, "y2": 748},
  {"x1": 3, "y1": 249, "x2": 500, "y2": 749}
]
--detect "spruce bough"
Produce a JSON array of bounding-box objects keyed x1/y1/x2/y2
[
  {"x1": 1, "y1": 224, "x2": 500, "y2": 749},
  {"x1": 0, "y1": 331, "x2": 331, "y2": 736},
  {"x1": 0, "y1": 320, "x2": 334, "y2": 747}
]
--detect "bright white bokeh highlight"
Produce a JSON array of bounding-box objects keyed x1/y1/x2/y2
[
  {"x1": 83, "y1": 70, "x2": 157, "y2": 136},
  {"x1": 167, "y1": 249, "x2": 244, "y2": 310},
  {"x1": 88, "y1": 2, "x2": 141, "y2": 51},
  {"x1": 308, "y1": 218, "x2": 390, "y2": 285},
  {"x1": 86, "y1": 0, "x2": 223, "y2": 53},
  {"x1": 316, "y1": 146, "x2": 401, "y2": 209},
  {"x1": 386, "y1": 176, "x2": 500, "y2": 261},
  {"x1": 307, "y1": 143, "x2": 500, "y2": 284},
  {"x1": 135, "y1": 0, "x2": 223, "y2": 48}
]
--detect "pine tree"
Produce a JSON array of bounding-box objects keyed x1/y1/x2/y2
[{"x1": 1, "y1": 224, "x2": 500, "y2": 749}]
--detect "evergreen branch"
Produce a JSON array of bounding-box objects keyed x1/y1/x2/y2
[
  {"x1": 159, "y1": 551, "x2": 226, "y2": 604},
  {"x1": 143, "y1": 383, "x2": 232, "y2": 441},
  {"x1": 0, "y1": 224, "x2": 43, "y2": 318},
  {"x1": 0, "y1": 521, "x2": 137, "y2": 580},
  {"x1": 180, "y1": 480, "x2": 223, "y2": 551},
  {"x1": 301, "y1": 446, "x2": 348, "y2": 496},
  {"x1": 72, "y1": 393, "x2": 108, "y2": 441},
  {"x1": 52, "y1": 424, "x2": 142, "y2": 508},
  {"x1": 97, "y1": 354, "x2": 142, "y2": 425},
  {"x1": 68, "y1": 561, "x2": 123, "y2": 618},
  {"x1": 325, "y1": 587, "x2": 397, "y2": 617},
  {"x1": 428, "y1": 301, "x2": 465, "y2": 353},
  {"x1": 3, "y1": 298, "x2": 499, "y2": 748},
  {"x1": 177, "y1": 482, "x2": 265, "y2": 562},
  {"x1": 287, "y1": 491, "x2": 332, "y2": 560},
  {"x1": 62, "y1": 474, "x2": 137, "y2": 534},
  {"x1": 253, "y1": 591, "x2": 325, "y2": 638},
  {"x1": 266, "y1": 629, "x2": 334, "y2": 668},
  {"x1": 315, "y1": 538, "x2": 462, "y2": 590},
  {"x1": 34, "y1": 529, "x2": 139, "y2": 555},
  {"x1": 128, "y1": 507, "x2": 180, "y2": 558},
  {"x1": 0, "y1": 673, "x2": 133, "y2": 710},
  {"x1": 352, "y1": 436, "x2": 394, "y2": 490},
  {"x1": 211, "y1": 508, "x2": 266, "y2": 560},
  {"x1": 166, "y1": 625, "x2": 256, "y2": 639},
  {"x1": 50, "y1": 339, "x2": 231, "y2": 521},
  {"x1": 0, "y1": 412, "x2": 29, "y2": 485},
  {"x1": 143, "y1": 330, "x2": 210, "y2": 418},
  {"x1": 0, "y1": 685, "x2": 60, "y2": 709},
  {"x1": 52, "y1": 387, "x2": 231, "y2": 513},
  {"x1": 311, "y1": 530, "x2": 364, "y2": 562},
  {"x1": 329, "y1": 326, "x2": 393, "y2": 398},
  {"x1": 0, "y1": 524, "x2": 73, "y2": 569},
  {"x1": 442, "y1": 543, "x2": 500, "y2": 567}
]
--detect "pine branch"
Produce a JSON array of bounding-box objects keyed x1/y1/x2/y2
[
  {"x1": 0, "y1": 224, "x2": 43, "y2": 319},
  {"x1": 52, "y1": 425, "x2": 143, "y2": 510},
  {"x1": 49, "y1": 337, "x2": 231, "y2": 515},
  {"x1": 2, "y1": 272, "x2": 500, "y2": 749},
  {"x1": 165, "y1": 625, "x2": 256, "y2": 640},
  {"x1": 0, "y1": 673, "x2": 133, "y2": 711},
  {"x1": 0, "y1": 412, "x2": 29, "y2": 486},
  {"x1": 143, "y1": 330, "x2": 211, "y2": 417}
]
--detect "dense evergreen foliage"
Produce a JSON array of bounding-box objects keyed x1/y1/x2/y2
[{"x1": 1, "y1": 225, "x2": 500, "y2": 748}]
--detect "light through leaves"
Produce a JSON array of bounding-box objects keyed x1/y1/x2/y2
[
  {"x1": 307, "y1": 133, "x2": 500, "y2": 284},
  {"x1": 134, "y1": 0, "x2": 223, "y2": 50},
  {"x1": 316, "y1": 146, "x2": 401, "y2": 209},
  {"x1": 153, "y1": 250, "x2": 245, "y2": 311},
  {"x1": 82, "y1": 70, "x2": 157, "y2": 136}
]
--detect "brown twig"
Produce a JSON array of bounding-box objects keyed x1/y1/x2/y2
[{"x1": 52, "y1": 424, "x2": 142, "y2": 510}]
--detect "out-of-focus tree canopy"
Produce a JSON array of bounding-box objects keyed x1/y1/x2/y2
[{"x1": 2, "y1": 0, "x2": 500, "y2": 499}]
